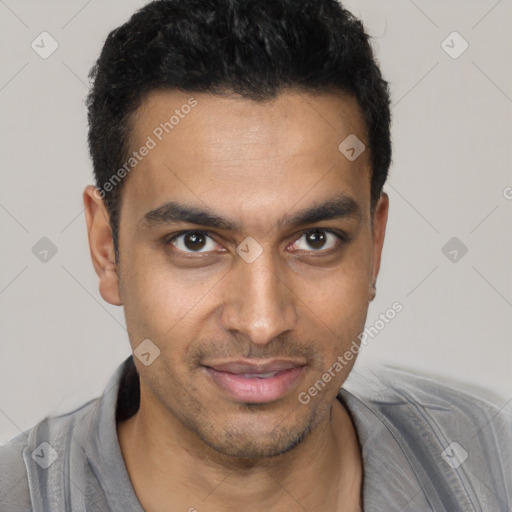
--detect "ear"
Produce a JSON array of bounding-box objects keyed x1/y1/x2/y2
[
  {"x1": 83, "y1": 185, "x2": 123, "y2": 306},
  {"x1": 368, "y1": 192, "x2": 389, "y2": 301}
]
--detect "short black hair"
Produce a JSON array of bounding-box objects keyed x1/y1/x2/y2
[{"x1": 87, "y1": 0, "x2": 392, "y2": 261}]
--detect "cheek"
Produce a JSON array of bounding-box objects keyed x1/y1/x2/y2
[
  {"x1": 120, "y1": 232, "x2": 372, "y2": 353},
  {"x1": 296, "y1": 272, "x2": 370, "y2": 395},
  {"x1": 119, "y1": 248, "x2": 221, "y2": 349},
  {"x1": 295, "y1": 261, "x2": 371, "y2": 357},
  {"x1": 298, "y1": 256, "x2": 370, "y2": 318}
]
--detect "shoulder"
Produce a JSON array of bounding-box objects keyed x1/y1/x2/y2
[
  {"x1": 342, "y1": 366, "x2": 512, "y2": 510},
  {"x1": 0, "y1": 431, "x2": 32, "y2": 512},
  {"x1": 345, "y1": 365, "x2": 511, "y2": 430},
  {"x1": 0, "y1": 397, "x2": 101, "y2": 511}
]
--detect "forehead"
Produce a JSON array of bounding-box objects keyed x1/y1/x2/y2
[
  {"x1": 121, "y1": 89, "x2": 371, "y2": 230},
  {"x1": 131, "y1": 88, "x2": 367, "y2": 155}
]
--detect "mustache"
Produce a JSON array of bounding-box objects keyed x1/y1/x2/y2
[{"x1": 187, "y1": 337, "x2": 322, "y2": 367}]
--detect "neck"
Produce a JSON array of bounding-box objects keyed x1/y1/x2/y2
[{"x1": 117, "y1": 392, "x2": 362, "y2": 512}]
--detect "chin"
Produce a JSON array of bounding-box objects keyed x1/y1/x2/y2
[{"x1": 193, "y1": 410, "x2": 318, "y2": 460}]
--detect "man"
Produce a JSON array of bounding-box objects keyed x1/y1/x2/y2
[{"x1": 1, "y1": 0, "x2": 510, "y2": 510}]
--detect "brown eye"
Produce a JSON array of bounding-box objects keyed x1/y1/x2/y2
[
  {"x1": 170, "y1": 231, "x2": 218, "y2": 253},
  {"x1": 289, "y1": 229, "x2": 344, "y2": 253},
  {"x1": 183, "y1": 232, "x2": 206, "y2": 250},
  {"x1": 305, "y1": 230, "x2": 327, "y2": 249}
]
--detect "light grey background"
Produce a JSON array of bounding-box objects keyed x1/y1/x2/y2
[{"x1": 1, "y1": 0, "x2": 511, "y2": 444}]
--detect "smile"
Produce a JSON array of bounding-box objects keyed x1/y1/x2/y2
[{"x1": 202, "y1": 359, "x2": 306, "y2": 403}]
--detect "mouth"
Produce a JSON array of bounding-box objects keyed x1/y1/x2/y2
[{"x1": 202, "y1": 359, "x2": 306, "y2": 404}]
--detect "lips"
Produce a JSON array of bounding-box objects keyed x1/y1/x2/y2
[
  {"x1": 202, "y1": 359, "x2": 306, "y2": 403},
  {"x1": 206, "y1": 360, "x2": 304, "y2": 375}
]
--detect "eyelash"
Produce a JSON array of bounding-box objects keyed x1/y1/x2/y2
[{"x1": 164, "y1": 228, "x2": 349, "y2": 256}]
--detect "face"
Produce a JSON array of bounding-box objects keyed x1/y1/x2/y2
[{"x1": 84, "y1": 89, "x2": 388, "y2": 459}]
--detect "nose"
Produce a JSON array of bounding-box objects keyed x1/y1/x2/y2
[{"x1": 220, "y1": 247, "x2": 298, "y2": 346}]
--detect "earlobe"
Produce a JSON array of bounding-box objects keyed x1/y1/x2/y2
[
  {"x1": 83, "y1": 185, "x2": 123, "y2": 306},
  {"x1": 369, "y1": 282, "x2": 377, "y2": 302}
]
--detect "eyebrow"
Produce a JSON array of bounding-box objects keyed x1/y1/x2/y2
[{"x1": 138, "y1": 193, "x2": 362, "y2": 232}]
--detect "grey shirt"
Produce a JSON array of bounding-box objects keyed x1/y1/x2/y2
[{"x1": 1, "y1": 356, "x2": 510, "y2": 511}]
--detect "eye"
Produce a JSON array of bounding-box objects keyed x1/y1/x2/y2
[
  {"x1": 289, "y1": 229, "x2": 343, "y2": 252},
  {"x1": 168, "y1": 231, "x2": 221, "y2": 253}
]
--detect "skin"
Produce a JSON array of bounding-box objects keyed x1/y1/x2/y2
[{"x1": 83, "y1": 89, "x2": 388, "y2": 511}]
